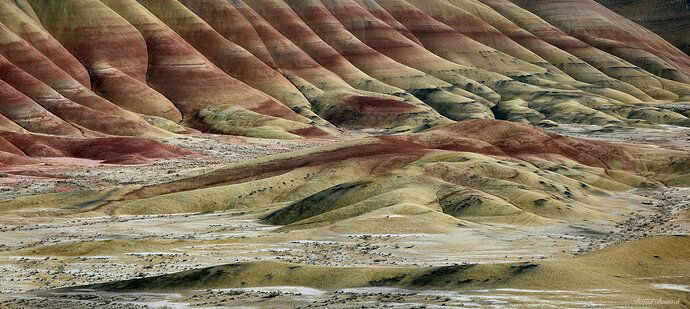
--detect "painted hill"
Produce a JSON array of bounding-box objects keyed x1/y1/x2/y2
[
  {"x1": 1, "y1": 0, "x2": 690, "y2": 150},
  {"x1": 72, "y1": 235, "x2": 690, "y2": 306},
  {"x1": 5, "y1": 119, "x2": 687, "y2": 233},
  {"x1": 596, "y1": 0, "x2": 690, "y2": 56},
  {"x1": 2, "y1": 0, "x2": 690, "y2": 225},
  {"x1": 2, "y1": 3, "x2": 690, "y2": 306}
]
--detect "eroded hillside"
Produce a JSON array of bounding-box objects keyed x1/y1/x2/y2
[
  {"x1": 1, "y1": 1, "x2": 689, "y2": 308},
  {"x1": 1, "y1": 0, "x2": 690, "y2": 151}
]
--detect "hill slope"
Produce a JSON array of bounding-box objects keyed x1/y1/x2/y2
[
  {"x1": 1, "y1": 0, "x2": 689, "y2": 151},
  {"x1": 596, "y1": 0, "x2": 690, "y2": 55}
]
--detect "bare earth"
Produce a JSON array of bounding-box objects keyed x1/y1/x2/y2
[{"x1": 0, "y1": 126, "x2": 688, "y2": 308}]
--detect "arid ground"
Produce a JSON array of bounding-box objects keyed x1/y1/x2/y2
[
  {"x1": 1, "y1": 124, "x2": 688, "y2": 308},
  {"x1": 1, "y1": 0, "x2": 690, "y2": 308}
]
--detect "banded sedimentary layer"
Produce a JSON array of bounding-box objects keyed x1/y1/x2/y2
[
  {"x1": 1, "y1": 0, "x2": 689, "y2": 152},
  {"x1": 6, "y1": 120, "x2": 687, "y2": 231},
  {"x1": 596, "y1": 0, "x2": 690, "y2": 56}
]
